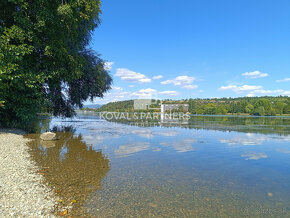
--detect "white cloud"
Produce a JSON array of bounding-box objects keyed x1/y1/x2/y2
[
  {"x1": 153, "y1": 75, "x2": 163, "y2": 80},
  {"x1": 112, "y1": 86, "x2": 123, "y2": 91},
  {"x1": 159, "y1": 91, "x2": 179, "y2": 96},
  {"x1": 246, "y1": 89, "x2": 290, "y2": 97},
  {"x1": 161, "y1": 75, "x2": 198, "y2": 90},
  {"x1": 182, "y1": 84, "x2": 198, "y2": 90},
  {"x1": 276, "y1": 78, "x2": 290, "y2": 82},
  {"x1": 242, "y1": 71, "x2": 268, "y2": 79},
  {"x1": 104, "y1": 62, "x2": 114, "y2": 70},
  {"x1": 161, "y1": 75, "x2": 195, "y2": 86},
  {"x1": 219, "y1": 84, "x2": 263, "y2": 93},
  {"x1": 130, "y1": 89, "x2": 180, "y2": 98},
  {"x1": 115, "y1": 68, "x2": 151, "y2": 83},
  {"x1": 220, "y1": 84, "x2": 290, "y2": 97},
  {"x1": 130, "y1": 88, "x2": 157, "y2": 98},
  {"x1": 128, "y1": 85, "x2": 135, "y2": 88}
]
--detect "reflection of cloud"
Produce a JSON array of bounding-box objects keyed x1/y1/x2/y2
[
  {"x1": 115, "y1": 142, "x2": 150, "y2": 157},
  {"x1": 82, "y1": 135, "x2": 105, "y2": 145},
  {"x1": 270, "y1": 135, "x2": 290, "y2": 142},
  {"x1": 152, "y1": 147, "x2": 162, "y2": 152},
  {"x1": 83, "y1": 133, "x2": 121, "y2": 146},
  {"x1": 159, "y1": 138, "x2": 196, "y2": 153},
  {"x1": 131, "y1": 129, "x2": 154, "y2": 138},
  {"x1": 172, "y1": 138, "x2": 196, "y2": 152},
  {"x1": 220, "y1": 133, "x2": 290, "y2": 146},
  {"x1": 219, "y1": 137, "x2": 264, "y2": 146},
  {"x1": 154, "y1": 130, "x2": 179, "y2": 137},
  {"x1": 241, "y1": 152, "x2": 268, "y2": 160},
  {"x1": 173, "y1": 139, "x2": 195, "y2": 152},
  {"x1": 276, "y1": 149, "x2": 290, "y2": 154},
  {"x1": 131, "y1": 129, "x2": 180, "y2": 138},
  {"x1": 159, "y1": 142, "x2": 171, "y2": 147},
  {"x1": 219, "y1": 133, "x2": 267, "y2": 146}
]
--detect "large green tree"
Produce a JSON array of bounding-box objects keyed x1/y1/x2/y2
[{"x1": 0, "y1": 0, "x2": 111, "y2": 126}]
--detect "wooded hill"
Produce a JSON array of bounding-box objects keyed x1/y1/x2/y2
[{"x1": 92, "y1": 96, "x2": 290, "y2": 116}]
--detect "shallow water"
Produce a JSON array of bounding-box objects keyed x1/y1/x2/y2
[{"x1": 25, "y1": 112, "x2": 290, "y2": 217}]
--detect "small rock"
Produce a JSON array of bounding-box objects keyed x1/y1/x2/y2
[
  {"x1": 40, "y1": 132, "x2": 56, "y2": 141},
  {"x1": 59, "y1": 209, "x2": 68, "y2": 216},
  {"x1": 148, "y1": 203, "x2": 157, "y2": 208}
]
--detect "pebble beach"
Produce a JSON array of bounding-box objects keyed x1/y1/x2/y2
[{"x1": 0, "y1": 129, "x2": 56, "y2": 217}]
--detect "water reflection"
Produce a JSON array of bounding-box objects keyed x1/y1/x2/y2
[
  {"x1": 25, "y1": 128, "x2": 110, "y2": 216},
  {"x1": 241, "y1": 152, "x2": 268, "y2": 160},
  {"x1": 104, "y1": 114, "x2": 290, "y2": 136},
  {"x1": 26, "y1": 113, "x2": 290, "y2": 217},
  {"x1": 114, "y1": 142, "x2": 151, "y2": 157}
]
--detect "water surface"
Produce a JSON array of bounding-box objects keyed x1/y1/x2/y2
[{"x1": 25, "y1": 113, "x2": 290, "y2": 217}]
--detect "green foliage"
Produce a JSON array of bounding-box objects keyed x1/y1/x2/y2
[
  {"x1": 253, "y1": 106, "x2": 265, "y2": 116},
  {"x1": 96, "y1": 100, "x2": 134, "y2": 112},
  {"x1": 274, "y1": 101, "x2": 285, "y2": 115},
  {"x1": 96, "y1": 96, "x2": 290, "y2": 116},
  {"x1": 0, "y1": 0, "x2": 111, "y2": 127},
  {"x1": 254, "y1": 99, "x2": 271, "y2": 111}
]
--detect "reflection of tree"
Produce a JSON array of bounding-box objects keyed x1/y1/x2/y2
[
  {"x1": 105, "y1": 115, "x2": 290, "y2": 136},
  {"x1": 25, "y1": 130, "x2": 110, "y2": 216}
]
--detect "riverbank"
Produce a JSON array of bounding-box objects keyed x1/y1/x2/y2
[{"x1": 0, "y1": 129, "x2": 56, "y2": 217}]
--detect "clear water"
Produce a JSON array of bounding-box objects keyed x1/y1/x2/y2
[{"x1": 25, "y1": 112, "x2": 290, "y2": 217}]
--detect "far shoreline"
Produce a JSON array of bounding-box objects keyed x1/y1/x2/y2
[{"x1": 78, "y1": 110, "x2": 290, "y2": 118}]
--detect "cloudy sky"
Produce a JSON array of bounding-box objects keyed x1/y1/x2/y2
[{"x1": 88, "y1": 0, "x2": 290, "y2": 104}]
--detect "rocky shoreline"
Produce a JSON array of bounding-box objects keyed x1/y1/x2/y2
[{"x1": 0, "y1": 129, "x2": 57, "y2": 217}]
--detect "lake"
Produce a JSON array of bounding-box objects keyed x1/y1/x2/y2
[{"x1": 25, "y1": 112, "x2": 290, "y2": 217}]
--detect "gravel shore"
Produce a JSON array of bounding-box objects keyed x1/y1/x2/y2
[{"x1": 0, "y1": 129, "x2": 56, "y2": 217}]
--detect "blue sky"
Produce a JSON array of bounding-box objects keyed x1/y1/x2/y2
[{"x1": 88, "y1": 0, "x2": 290, "y2": 104}]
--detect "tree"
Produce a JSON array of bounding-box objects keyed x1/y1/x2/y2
[
  {"x1": 216, "y1": 105, "x2": 227, "y2": 115},
  {"x1": 253, "y1": 106, "x2": 265, "y2": 116},
  {"x1": 204, "y1": 103, "x2": 217, "y2": 115},
  {"x1": 274, "y1": 102, "x2": 285, "y2": 115},
  {"x1": 0, "y1": 0, "x2": 112, "y2": 127},
  {"x1": 284, "y1": 99, "x2": 290, "y2": 114},
  {"x1": 254, "y1": 99, "x2": 271, "y2": 112},
  {"x1": 245, "y1": 103, "x2": 254, "y2": 114}
]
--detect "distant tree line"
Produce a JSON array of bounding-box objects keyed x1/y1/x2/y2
[
  {"x1": 186, "y1": 96, "x2": 290, "y2": 116},
  {"x1": 95, "y1": 96, "x2": 290, "y2": 116}
]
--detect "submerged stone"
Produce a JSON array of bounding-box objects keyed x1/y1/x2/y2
[
  {"x1": 40, "y1": 140, "x2": 56, "y2": 148},
  {"x1": 40, "y1": 132, "x2": 56, "y2": 141}
]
